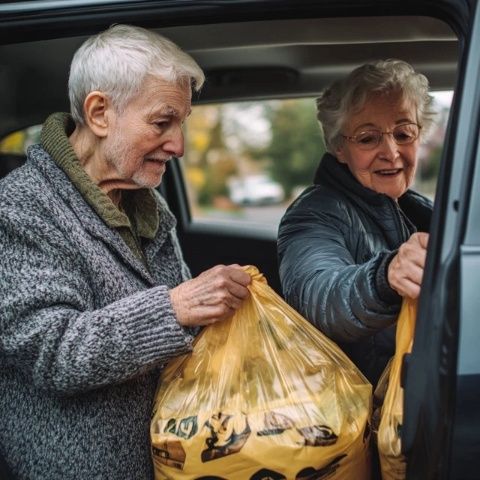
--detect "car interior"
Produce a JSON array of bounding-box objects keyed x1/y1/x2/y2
[
  {"x1": 0, "y1": 0, "x2": 476, "y2": 478},
  {"x1": 0, "y1": 11, "x2": 461, "y2": 293}
]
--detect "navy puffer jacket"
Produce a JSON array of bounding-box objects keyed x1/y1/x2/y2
[{"x1": 278, "y1": 153, "x2": 432, "y2": 385}]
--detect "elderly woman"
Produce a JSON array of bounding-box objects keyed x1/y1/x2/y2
[
  {"x1": 0, "y1": 25, "x2": 251, "y2": 480},
  {"x1": 278, "y1": 59, "x2": 435, "y2": 386}
]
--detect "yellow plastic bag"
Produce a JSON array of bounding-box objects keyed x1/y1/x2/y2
[
  {"x1": 377, "y1": 299, "x2": 417, "y2": 480},
  {"x1": 151, "y1": 266, "x2": 372, "y2": 479}
]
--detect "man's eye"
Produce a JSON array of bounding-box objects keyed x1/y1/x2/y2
[{"x1": 155, "y1": 120, "x2": 170, "y2": 129}]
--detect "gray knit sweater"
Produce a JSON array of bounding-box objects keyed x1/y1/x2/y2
[{"x1": 0, "y1": 144, "x2": 194, "y2": 479}]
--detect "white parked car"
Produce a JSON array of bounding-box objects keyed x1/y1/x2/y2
[{"x1": 228, "y1": 175, "x2": 285, "y2": 206}]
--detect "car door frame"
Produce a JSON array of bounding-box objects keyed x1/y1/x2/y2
[{"x1": 402, "y1": 1, "x2": 480, "y2": 478}]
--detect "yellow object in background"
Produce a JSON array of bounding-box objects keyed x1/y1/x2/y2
[
  {"x1": 151, "y1": 266, "x2": 372, "y2": 479},
  {"x1": 377, "y1": 299, "x2": 417, "y2": 480}
]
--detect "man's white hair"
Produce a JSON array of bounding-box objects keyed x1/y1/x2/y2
[{"x1": 68, "y1": 24, "x2": 205, "y2": 124}]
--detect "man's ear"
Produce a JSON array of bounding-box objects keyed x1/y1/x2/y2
[{"x1": 83, "y1": 91, "x2": 112, "y2": 138}]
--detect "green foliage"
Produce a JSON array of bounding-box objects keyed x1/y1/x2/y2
[
  {"x1": 195, "y1": 108, "x2": 239, "y2": 206},
  {"x1": 421, "y1": 144, "x2": 442, "y2": 180},
  {"x1": 260, "y1": 99, "x2": 326, "y2": 197},
  {"x1": 198, "y1": 157, "x2": 237, "y2": 206},
  {"x1": 187, "y1": 98, "x2": 326, "y2": 206}
]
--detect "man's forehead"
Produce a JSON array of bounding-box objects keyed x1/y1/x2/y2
[
  {"x1": 138, "y1": 77, "x2": 192, "y2": 118},
  {"x1": 152, "y1": 103, "x2": 192, "y2": 118}
]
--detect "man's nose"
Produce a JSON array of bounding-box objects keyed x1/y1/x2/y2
[{"x1": 164, "y1": 125, "x2": 185, "y2": 158}]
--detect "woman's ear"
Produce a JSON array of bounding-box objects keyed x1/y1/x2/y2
[
  {"x1": 335, "y1": 144, "x2": 347, "y2": 164},
  {"x1": 83, "y1": 91, "x2": 111, "y2": 138}
]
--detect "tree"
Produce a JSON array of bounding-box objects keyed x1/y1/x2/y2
[
  {"x1": 260, "y1": 99, "x2": 326, "y2": 198},
  {"x1": 184, "y1": 105, "x2": 238, "y2": 206}
]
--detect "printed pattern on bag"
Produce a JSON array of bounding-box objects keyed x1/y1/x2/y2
[
  {"x1": 164, "y1": 416, "x2": 198, "y2": 440},
  {"x1": 152, "y1": 441, "x2": 186, "y2": 470},
  {"x1": 257, "y1": 411, "x2": 338, "y2": 446},
  {"x1": 201, "y1": 412, "x2": 251, "y2": 462},
  {"x1": 295, "y1": 454, "x2": 347, "y2": 480}
]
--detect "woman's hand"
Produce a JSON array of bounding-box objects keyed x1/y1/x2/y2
[
  {"x1": 388, "y1": 232, "x2": 429, "y2": 299},
  {"x1": 169, "y1": 264, "x2": 251, "y2": 327}
]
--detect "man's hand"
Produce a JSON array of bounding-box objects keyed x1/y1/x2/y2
[
  {"x1": 388, "y1": 232, "x2": 429, "y2": 299},
  {"x1": 169, "y1": 264, "x2": 251, "y2": 327}
]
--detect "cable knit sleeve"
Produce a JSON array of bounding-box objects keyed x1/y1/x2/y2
[{"x1": 0, "y1": 208, "x2": 194, "y2": 396}]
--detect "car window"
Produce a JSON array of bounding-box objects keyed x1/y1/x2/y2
[
  {"x1": 182, "y1": 92, "x2": 453, "y2": 232},
  {"x1": 0, "y1": 125, "x2": 41, "y2": 178},
  {"x1": 182, "y1": 98, "x2": 323, "y2": 232},
  {"x1": 0, "y1": 125, "x2": 41, "y2": 155},
  {"x1": 0, "y1": 91, "x2": 453, "y2": 209}
]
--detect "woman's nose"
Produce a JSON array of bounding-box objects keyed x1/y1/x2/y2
[{"x1": 378, "y1": 133, "x2": 399, "y2": 160}]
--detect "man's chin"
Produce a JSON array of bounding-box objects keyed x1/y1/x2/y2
[{"x1": 131, "y1": 172, "x2": 164, "y2": 189}]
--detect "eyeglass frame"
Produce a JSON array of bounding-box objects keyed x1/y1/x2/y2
[{"x1": 340, "y1": 122, "x2": 422, "y2": 150}]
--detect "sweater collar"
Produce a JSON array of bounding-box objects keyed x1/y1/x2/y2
[{"x1": 40, "y1": 112, "x2": 159, "y2": 239}]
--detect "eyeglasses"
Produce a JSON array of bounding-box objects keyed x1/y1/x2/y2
[{"x1": 341, "y1": 122, "x2": 422, "y2": 150}]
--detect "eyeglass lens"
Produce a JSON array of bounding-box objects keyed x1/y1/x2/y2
[{"x1": 355, "y1": 124, "x2": 419, "y2": 148}]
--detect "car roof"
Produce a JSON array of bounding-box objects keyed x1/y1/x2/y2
[{"x1": 0, "y1": 0, "x2": 468, "y2": 137}]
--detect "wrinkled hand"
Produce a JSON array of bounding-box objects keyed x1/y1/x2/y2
[
  {"x1": 388, "y1": 232, "x2": 429, "y2": 299},
  {"x1": 170, "y1": 264, "x2": 251, "y2": 327}
]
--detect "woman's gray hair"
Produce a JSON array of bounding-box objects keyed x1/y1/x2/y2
[
  {"x1": 316, "y1": 59, "x2": 436, "y2": 152},
  {"x1": 68, "y1": 24, "x2": 205, "y2": 124}
]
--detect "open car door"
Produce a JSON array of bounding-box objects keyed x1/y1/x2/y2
[{"x1": 403, "y1": 1, "x2": 480, "y2": 478}]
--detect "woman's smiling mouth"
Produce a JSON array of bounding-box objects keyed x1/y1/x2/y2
[{"x1": 375, "y1": 168, "x2": 402, "y2": 176}]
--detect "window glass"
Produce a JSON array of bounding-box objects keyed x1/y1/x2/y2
[
  {"x1": 182, "y1": 93, "x2": 453, "y2": 230},
  {"x1": 0, "y1": 125, "x2": 41, "y2": 155},
  {"x1": 0, "y1": 125, "x2": 41, "y2": 178},
  {"x1": 0, "y1": 92, "x2": 452, "y2": 213},
  {"x1": 416, "y1": 90, "x2": 454, "y2": 200},
  {"x1": 182, "y1": 99, "x2": 324, "y2": 231}
]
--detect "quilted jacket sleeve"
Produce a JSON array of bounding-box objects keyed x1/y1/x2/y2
[{"x1": 278, "y1": 190, "x2": 401, "y2": 344}]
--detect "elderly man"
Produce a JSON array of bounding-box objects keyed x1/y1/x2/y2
[{"x1": 0, "y1": 24, "x2": 251, "y2": 479}]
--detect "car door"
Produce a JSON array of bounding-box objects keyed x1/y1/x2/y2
[{"x1": 402, "y1": 1, "x2": 480, "y2": 478}]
